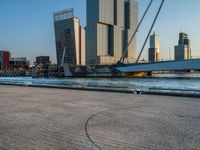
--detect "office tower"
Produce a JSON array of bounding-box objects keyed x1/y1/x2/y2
[
  {"x1": 148, "y1": 32, "x2": 160, "y2": 62},
  {"x1": 86, "y1": 0, "x2": 138, "y2": 65},
  {"x1": 36, "y1": 56, "x2": 50, "y2": 66},
  {"x1": 174, "y1": 32, "x2": 191, "y2": 60},
  {"x1": 0, "y1": 50, "x2": 11, "y2": 70},
  {"x1": 53, "y1": 8, "x2": 85, "y2": 66}
]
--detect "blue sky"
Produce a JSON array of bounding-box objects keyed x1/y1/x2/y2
[{"x1": 0, "y1": 0, "x2": 200, "y2": 64}]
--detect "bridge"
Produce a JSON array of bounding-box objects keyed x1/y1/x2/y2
[
  {"x1": 115, "y1": 59, "x2": 200, "y2": 73},
  {"x1": 62, "y1": 0, "x2": 199, "y2": 77},
  {"x1": 115, "y1": 0, "x2": 200, "y2": 74}
]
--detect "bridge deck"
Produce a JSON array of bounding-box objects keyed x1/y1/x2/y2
[{"x1": 116, "y1": 59, "x2": 200, "y2": 72}]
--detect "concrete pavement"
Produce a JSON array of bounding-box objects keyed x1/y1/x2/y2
[{"x1": 0, "y1": 85, "x2": 199, "y2": 150}]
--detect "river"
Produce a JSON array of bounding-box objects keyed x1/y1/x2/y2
[{"x1": 0, "y1": 74, "x2": 200, "y2": 95}]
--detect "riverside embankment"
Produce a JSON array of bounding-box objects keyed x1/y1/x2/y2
[{"x1": 0, "y1": 76, "x2": 200, "y2": 97}]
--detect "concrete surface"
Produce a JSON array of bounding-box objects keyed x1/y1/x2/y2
[{"x1": 0, "y1": 85, "x2": 199, "y2": 150}]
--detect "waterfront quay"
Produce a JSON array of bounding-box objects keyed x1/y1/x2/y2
[{"x1": 0, "y1": 85, "x2": 200, "y2": 150}]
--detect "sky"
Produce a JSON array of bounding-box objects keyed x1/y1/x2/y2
[{"x1": 0, "y1": 0, "x2": 200, "y2": 64}]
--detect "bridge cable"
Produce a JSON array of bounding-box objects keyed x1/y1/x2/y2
[
  {"x1": 136, "y1": 0, "x2": 165, "y2": 63},
  {"x1": 119, "y1": 0, "x2": 154, "y2": 63}
]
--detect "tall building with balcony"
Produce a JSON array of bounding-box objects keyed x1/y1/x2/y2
[
  {"x1": 148, "y1": 32, "x2": 160, "y2": 62},
  {"x1": 174, "y1": 32, "x2": 191, "y2": 60},
  {"x1": 53, "y1": 8, "x2": 85, "y2": 66},
  {"x1": 86, "y1": 0, "x2": 138, "y2": 65}
]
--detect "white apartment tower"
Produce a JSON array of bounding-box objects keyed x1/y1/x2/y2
[{"x1": 148, "y1": 32, "x2": 161, "y2": 62}]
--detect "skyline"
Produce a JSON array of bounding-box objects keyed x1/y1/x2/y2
[{"x1": 0, "y1": 0, "x2": 200, "y2": 64}]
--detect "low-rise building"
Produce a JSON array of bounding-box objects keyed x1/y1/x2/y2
[
  {"x1": 35, "y1": 56, "x2": 50, "y2": 66},
  {"x1": 0, "y1": 51, "x2": 11, "y2": 70},
  {"x1": 10, "y1": 57, "x2": 29, "y2": 69}
]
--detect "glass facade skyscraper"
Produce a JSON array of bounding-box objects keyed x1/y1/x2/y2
[{"x1": 53, "y1": 8, "x2": 85, "y2": 66}]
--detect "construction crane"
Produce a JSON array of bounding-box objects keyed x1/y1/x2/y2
[{"x1": 118, "y1": 0, "x2": 165, "y2": 65}]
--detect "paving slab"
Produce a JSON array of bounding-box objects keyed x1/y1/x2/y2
[{"x1": 0, "y1": 85, "x2": 200, "y2": 150}]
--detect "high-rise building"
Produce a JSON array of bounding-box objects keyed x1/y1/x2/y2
[
  {"x1": 174, "y1": 32, "x2": 191, "y2": 60},
  {"x1": 0, "y1": 50, "x2": 11, "y2": 70},
  {"x1": 86, "y1": 0, "x2": 138, "y2": 65},
  {"x1": 148, "y1": 32, "x2": 160, "y2": 62},
  {"x1": 53, "y1": 8, "x2": 85, "y2": 66}
]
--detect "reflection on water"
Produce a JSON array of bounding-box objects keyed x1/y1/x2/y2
[
  {"x1": 154, "y1": 73, "x2": 200, "y2": 78},
  {"x1": 0, "y1": 74, "x2": 200, "y2": 95}
]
